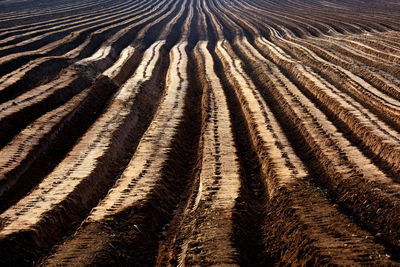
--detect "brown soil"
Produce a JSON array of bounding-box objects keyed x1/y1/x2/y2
[{"x1": 0, "y1": 0, "x2": 400, "y2": 266}]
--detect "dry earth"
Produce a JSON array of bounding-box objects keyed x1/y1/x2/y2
[{"x1": 0, "y1": 0, "x2": 400, "y2": 265}]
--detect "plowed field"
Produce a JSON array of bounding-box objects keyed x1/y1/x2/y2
[{"x1": 0, "y1": 0, "x2": 400, "y2": 265}]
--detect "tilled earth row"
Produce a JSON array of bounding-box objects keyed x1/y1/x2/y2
[{"x1": 0, "y1": 0, "x2": 400, "y2": 265}]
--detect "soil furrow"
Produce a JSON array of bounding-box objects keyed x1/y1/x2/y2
[
  {"x1": 234, "y1": 36, "x2": 400, "y2": 258},
  {"x1": 0, "y1": 40, "x2": 167, "y2": 266},
  {"x1": 41, "y1": 38, "x2": 195, "y2": 266},
  {"x1": 158, "y1": 40, "x2": 241, "y2": 266},
  {"x1": 255, "y1": 36, "x2": 400, "y2": 177},
  {"x1": 1, "y1": 0, "x2": 400, "y2": 264},
  {"x1": 215, "y1": 38, "x2": 397, "y2": 265}
]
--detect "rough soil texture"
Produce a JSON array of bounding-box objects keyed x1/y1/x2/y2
[{"x1": 0, "y1": 0, "x2": 400, "y2": 266}]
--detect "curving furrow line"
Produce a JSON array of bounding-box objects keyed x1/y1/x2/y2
[
  {"x1": 42, "y1": 41, "x2": 189, "y2": 267},
  {"x1": 215, "y1": 37, "x2": 396, "y2": 264},
  {"x1": 0, "y1": 0, "x2": 173, "y2": 103},
  {"x1": 0, "y1": 0, "x2": 163, "y2": 77},
  {"x1": 0, "y1": 0, "x2": 141, "y2": 48},
  {"x1": 0, "y1": 0, "x2": 115, "y2": 27},
  {"x1": 0, "y1": 0, "x2": 171, "y2": 151},
  {"x1": 158, "y1": 40, "x2": 241, "y2": 266},
  {"x1": 254, "y1": 36, "x2": 400, "y2": 176},
  {"x1": 0, "y1": 0, "x2": 136, "y2": 39},
  {"x1": 26, "y1": 1, "x2": 192, "y2": 265},
  {"x1": 208, "y1": 0, "x2": 400, "y2": 260},
  {"x1": 0, "y1": 40, "x2": 166, "y2": 266},
  {"x1": 0, "y1": 0, "x2": 184, "y2": 216},
  {"x1": 240, "y1": 36, "x2": 400, "y2": 256},
  {"x1": 0, "y1": 0, "x2": 400, "y2": 265},
  {"x1": 286, "y1": 34, "x2": 400, "y2": 102}
]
